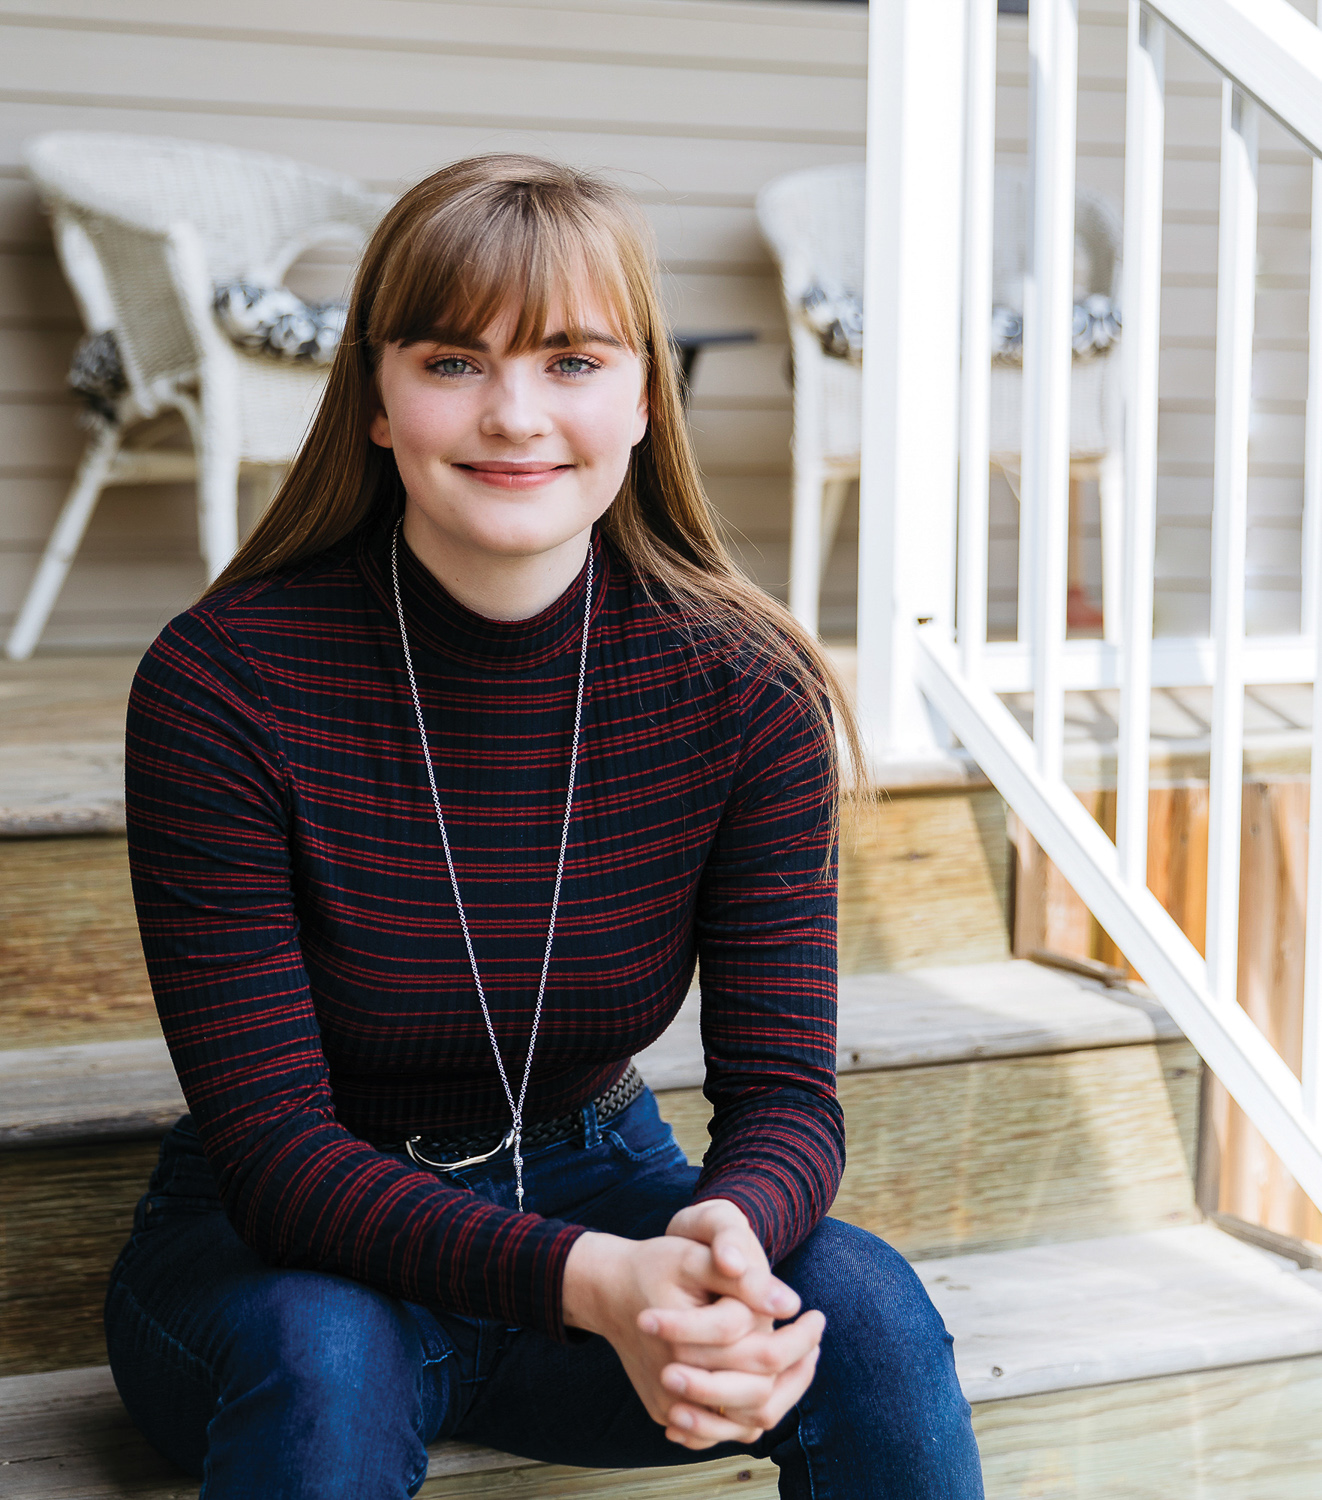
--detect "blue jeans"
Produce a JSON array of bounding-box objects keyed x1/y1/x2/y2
[{"x1": 105, "y1": 1090, "x2": 984, "y2": 1499}]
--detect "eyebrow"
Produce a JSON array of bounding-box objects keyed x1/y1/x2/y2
[{"x1": 421, "y1": 327, "x2": 626, "y2": 353}]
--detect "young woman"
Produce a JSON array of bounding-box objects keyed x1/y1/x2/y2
[{"x1": 105, "y1": 154, "x2": 984, "y2": 1499}]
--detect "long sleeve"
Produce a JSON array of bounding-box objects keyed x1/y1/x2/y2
[
  {"x1": 126, "y1": 609, "x2": 587, "y2": 1340},
  {"x1": 689, "y1": 667, "x2": 845, "y2": 1263}
]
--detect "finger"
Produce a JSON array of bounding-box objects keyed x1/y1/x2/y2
[
  {"x1": 664, "y1": 1403, "x2": 763, "y2": 1449},
  {"x1": 667, "y1": 1199, "x2": 749, "y2": 1244},
  {"x1": 684, "y1": 1222, "x2": 799, "y2": 1322},
  {"x1": 671, "y1": 1308, "x2": 825, "y2": 1376},
  {"x1": 710, "y1": 1226, "x2": 750, "y2": 1280},
  {"x1": 660, "y1": 1232, "x2": 786, "y2": 1317},
  {"x1": 733, "y1": 1261, "x2": 801, "y2": 1321},
  {"x1": 641, "y1": 1295, "x2": 765, "y2": 1348},
  {"x1": 637, "y1": 1241, "x2": 761, "y2": 1317},
  {"x1": 691, "y1": 1250, "x2": 792, "y2": 1315},
  {"x1": 750, "y1": 1346, "x2": 821, "y2": 1430},
  {"x1": 707, "y1": 1229, "x2": 797, "y2": 1317},
  {"x1": 661, "y1": 1362, "x2": 777, "y2": 1415},
  {"x1": 671, "y1": 1345, "x2": 820, "y2": 1446}
]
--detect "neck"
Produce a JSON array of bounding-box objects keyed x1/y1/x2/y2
[{"x1": 401, "y1": 506, "x2": 591, "y2": 621}]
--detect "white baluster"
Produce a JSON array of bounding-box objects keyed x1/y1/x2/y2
[
  {"x1": 1022, "y1": 0, "x2": 1078, "y2": 781},
  {"x1": 1207, "y1": 83, "x2": 1258, "y2": 1008},
  {"x1": 1302, "y1": 153, "x2": 1322, "y2": 1123},
  {"x1": 1116, "y1": 4, "x2": 1166, "y2": 893},
  {"x1": 957, "y1": 0, "x2": 997, "y2": 678}
]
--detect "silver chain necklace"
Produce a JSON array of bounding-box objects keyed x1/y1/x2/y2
[{"x1": 391, "y1": 521, "x2": 593, "y2": 1211}]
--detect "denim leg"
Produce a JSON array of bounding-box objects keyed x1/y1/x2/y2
[
  {"x1": 104, "y1": 1126, "x2": 452, "y2": 1500},
  {"x1": 765, "y1": 1219, "x2": 985, "y2": 1500}
]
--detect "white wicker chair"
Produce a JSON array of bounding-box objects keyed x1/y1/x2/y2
[
  {"x1": 756, "y1": 161, "x2": 1123, "y2": 638},
  {"x1": 7, "y1": 132, "x2": 391, "y2": 660}
]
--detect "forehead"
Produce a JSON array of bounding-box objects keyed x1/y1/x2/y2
[
  {"x1": 418, "y1": 291, "x2": 635, "y2": 353},
  {"x1": 376, "y1": 200, "x2": 647, "y2": 356}
]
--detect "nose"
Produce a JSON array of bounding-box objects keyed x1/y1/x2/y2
[{"x1": 478, "y1": 365, "x2": 553, "y2": 445}]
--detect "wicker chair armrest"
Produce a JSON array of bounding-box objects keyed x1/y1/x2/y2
[
  {"x1": 68, "y1": 207, "x2": 217, "y2": 414},
  {"x1": 50, "y1": 212, "x2": 117, "y2": 336},
  {"x1": 257, "y1": 188, "x2": 390, "y2": 286}
]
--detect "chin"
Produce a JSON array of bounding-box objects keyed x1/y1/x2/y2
[{"x1": 450, "y1": 512, "x2": 593, "y2": 561}]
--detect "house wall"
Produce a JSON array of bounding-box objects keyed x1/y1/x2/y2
[
  {"x1": 0, "y1": 0, "x2": 1315, "y2": 650},
  {"x1": 0, "y1": 0, "x2": 865, "y2": 650}
]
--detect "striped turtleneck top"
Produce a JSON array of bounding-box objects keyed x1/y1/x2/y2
[{"x1": 125, "y1": 521, "x2": 844, "y2": 1340}]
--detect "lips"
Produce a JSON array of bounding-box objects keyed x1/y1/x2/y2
[{"x1": 455, "y1": 461, "x2": 572, "y2": 491}]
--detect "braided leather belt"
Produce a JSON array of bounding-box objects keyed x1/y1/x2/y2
[{"x1": 380, "y1": 1063, "x2": 644, "y2": 1172}]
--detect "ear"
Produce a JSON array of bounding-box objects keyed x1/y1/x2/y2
[
  {"x1": 369, "y1": 406, "x2": 394, "y2": 449},
  {"x1": 631, "y1": 383, "x2": 649, "y2": 448}
]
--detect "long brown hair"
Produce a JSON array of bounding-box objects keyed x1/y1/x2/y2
[{"x1": 212, "y1": 154, "x2": 862, "y2": 825}]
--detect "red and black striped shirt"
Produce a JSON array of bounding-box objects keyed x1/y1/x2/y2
[{"x1": 125, "y1": 522, "x2": 843, "y2": 1339}]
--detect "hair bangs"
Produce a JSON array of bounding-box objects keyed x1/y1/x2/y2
[{"x1": 368, "y1": 180, "x2": 644, "y2": 361}]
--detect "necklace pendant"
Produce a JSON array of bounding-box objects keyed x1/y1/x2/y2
[
  {"x1": 513, "y1": 1124, "x2": 526, "y2": 1212},
  {"x1": 405, "y1": 1126, "x2": 516, "y2": 1174}
]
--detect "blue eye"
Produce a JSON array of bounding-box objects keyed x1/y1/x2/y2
[
  {"x1": 428, "y1": 356, "x2": 474, "y2": 377},
  {"x1": 554, "y1": 355, "x2": 601, "y2": 376}
]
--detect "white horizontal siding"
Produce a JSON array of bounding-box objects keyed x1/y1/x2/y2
[
  {"x1": 0, "y1": 30, "x2": 866, "y2": 142},
  {"x1": 0, "y1": 0, "x2": 869, "y2": 73}
]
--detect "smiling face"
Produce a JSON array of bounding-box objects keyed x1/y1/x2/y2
[{"x1": 369, "y1": 293, "x2": 649, "y2": 613}]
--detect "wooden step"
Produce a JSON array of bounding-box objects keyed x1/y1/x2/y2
[
  {"x1": 4, "y1": 1225, "x2": 1320, "y2": 1499},
  {"x1": 964, "y1": 1223, "x2": 1322, "y2": 1498},
  {"x1": 0, "y1": 1041, "x2": 184, "y2": 1148},
  {"x1": 0, "y1": 837, "x2": 157, "y2": 1051},
  {"x1": 0, "y1": 1364, "x2": 775, "y2": 1499},
  {"x1": 0, "y1": 962, "x2": 1201, "y2": 1378},
  {"x1": 920, "y1": 1222, "x2": 1322, "y2": 1401},
  {"x1": 0, "y1": 744, "x2": 126, "y2": 838},
  {"x1": 0, "y1": 655, "x2": 136, "y2": 839}
]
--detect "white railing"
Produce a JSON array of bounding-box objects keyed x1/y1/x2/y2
[{"x1": 858, "y1": 0, "x2": 1322, "y2": 1211}]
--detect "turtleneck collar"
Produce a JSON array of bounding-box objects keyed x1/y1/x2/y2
[{"x1": 357, "y1": 516, "x2": 610, "y2": 672}]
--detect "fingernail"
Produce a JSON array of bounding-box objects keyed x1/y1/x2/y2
[
  {"x1": 639, "y1": 1313, "x2": 659, "y2": 1335},
  {"x1": 769, "y1": 1291, "x2": 796, "y2": 1314},
  {"x1": 674, "y1": 1409, "x2": 694, "y2": 1429},
  {"x1": 664, "y1": 1372, "x2": 687, "y2": 1395}
]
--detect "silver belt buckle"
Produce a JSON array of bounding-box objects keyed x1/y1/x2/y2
[{"x1": 405, "y1": 1128, "x2": 515, "y2": 1173}]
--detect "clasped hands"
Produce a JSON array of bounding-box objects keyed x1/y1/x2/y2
[{"x1": 561, "y1": 1199, "x2": 825, "y2": 1450}]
